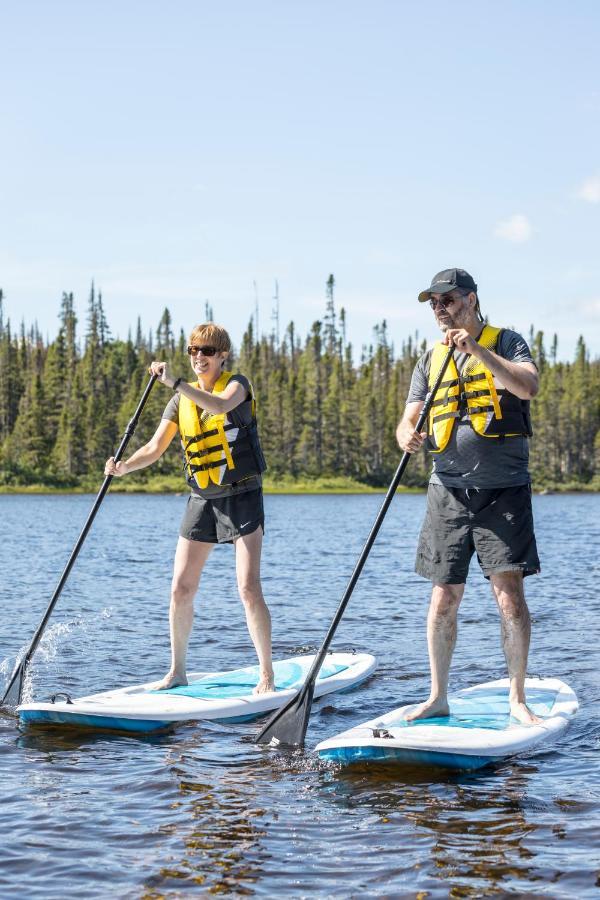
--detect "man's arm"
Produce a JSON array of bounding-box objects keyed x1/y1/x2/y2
[
  {"x1": 396, "y1": 400, "x2": 426, "y2": 453},
  {"x1": 444, "y1": 330, "x2": 539, "y2": 400}
]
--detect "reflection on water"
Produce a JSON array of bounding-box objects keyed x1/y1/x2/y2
[
  {"x1": 327, "y1": 763, "x2": 540, "y2": 896},
  {"x1": 0, "y1": 493, "x2": 599, "y2": 898}
]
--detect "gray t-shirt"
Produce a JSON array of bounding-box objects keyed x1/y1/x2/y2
[
  {"x1": 163, "y1": 374, "x2": 262, "y2": 498},
  {"x1": 407, "y1": 329, "x2": 535, "y2": 489}
]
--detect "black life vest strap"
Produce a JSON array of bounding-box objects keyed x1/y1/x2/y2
[
  {"x1": 432, "y1": 410, "x2": 461, "y2": 423},
  {"x1": 183, "y1": 423, "x2": 238, "y2": 450},
  {"x1": 466, "y1": 404, "x2": 496, "y2": 415},
  {"x1": 430, "y1": 395, "x2": 459, "y2": 408},
  {"x1": 188, "y1": 446, "x2": 256, "y2": 474},
  {"x1": 461, "y1": 389, "x2": 492, "y2": 400},
  {"x1": 462, "y1": 372, "x2": 487, "y2": 384}
]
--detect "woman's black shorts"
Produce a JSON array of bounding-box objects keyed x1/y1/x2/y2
[
  {"x1": 179, "y1": 488, "x2": 264, "y2": 544},
  {"x1": 415, "y1": 482, "x2": 540, "y2": 584}
]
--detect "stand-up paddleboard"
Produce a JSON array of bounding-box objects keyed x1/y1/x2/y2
[
  {"x1": 316, "y1": 677, "x2": 578, "y2": 771},
  {"x1": 17, "y1": 652, "x2": 376, "y2": 733}
]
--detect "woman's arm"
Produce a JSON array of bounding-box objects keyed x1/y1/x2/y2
[
  {"x1": 104, "y1": 419, "x2": 179, "y2": 477},
  {"x1": 175, "y1": 378, "x2": 247, "y2": 414},
  {"x1": 149, "y1": 361, "x2": 248, "y2": 414}
]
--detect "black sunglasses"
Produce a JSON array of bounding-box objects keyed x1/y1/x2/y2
[
  {"x1": 429, "y1": 294, "x2": 460, "y2": 310},
  {"x1": 187, "y1": 345, "x2": 218, "y2": 356}
]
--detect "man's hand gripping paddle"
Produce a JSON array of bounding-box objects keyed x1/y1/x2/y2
[
  {"x1": 255, "y1": 343, "x2": 455, "y2": 749},
  {"x1": 1, "y1": 376, "x2": 157, "y2": 709}
]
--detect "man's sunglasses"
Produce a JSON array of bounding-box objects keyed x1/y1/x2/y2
[
  {"x1": 187, "y1": 345, "x2": 218, "y2": 356},
  {"x1": 429, "y1": 294, "x2": 460, "y2": 310}
]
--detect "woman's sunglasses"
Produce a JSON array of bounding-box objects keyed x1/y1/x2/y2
[{"x1": 187, "y1": 345, "x2": 218, "y2": 357}]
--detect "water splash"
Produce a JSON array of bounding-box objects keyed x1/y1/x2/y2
[{"x1": 1, "y1": 607, "x2": 114, "y2": 704}]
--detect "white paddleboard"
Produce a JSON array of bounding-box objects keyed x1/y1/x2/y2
[
  {"x1": 316, "y1": 677, "x2": 578, "y2": 770},
  {"x1": 18, "y1": 652, "x2": 376, "y2": 733}
]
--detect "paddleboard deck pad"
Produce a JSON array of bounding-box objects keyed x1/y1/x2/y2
[
  {"x1": 18, "y1": 652, "x2": 376, "y2": 733},
  {"x1": 316, "y1": 677, "x2": 578, "y2": 771}
]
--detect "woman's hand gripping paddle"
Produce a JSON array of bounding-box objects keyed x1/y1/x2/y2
[
  {"x1": 254, "y1": 343, "x2": 455, "y2": 750},
  {"x1": 1, "y1": 375, "x2": 157, "y2": 709}
]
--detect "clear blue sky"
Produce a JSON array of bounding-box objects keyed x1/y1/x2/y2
[{"x1": 1, "y1": 1, "x2": 598, "y2": 359}]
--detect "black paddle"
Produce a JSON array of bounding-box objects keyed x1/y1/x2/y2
[
  {"x1": 1, "y1": 375, "x2": 157, "y2": 709},
  {"x1": 255, "y1": 343, "x2": 455, "y2": 749}
]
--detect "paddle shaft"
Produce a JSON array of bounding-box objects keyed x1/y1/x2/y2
[
  {"x1": 255, "y1": 342, "x2": 455, "y2": 746},
  {"x1": 1, "y1": 375, "x2": 157, "y2": 707}
]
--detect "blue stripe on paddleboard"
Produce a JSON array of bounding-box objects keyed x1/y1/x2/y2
[
  {"x1": 19, "y1": 710, "x2": 171, "y2": 733},
  {"x1": 383, "y1": 687, "x2": 559, "y2": 731},
  {"x1": 319, "y1": 745, "x2": 497, "y2": 770},
  {"x1": 152, "y1": 660, "x2": 349, "y2": 700}
]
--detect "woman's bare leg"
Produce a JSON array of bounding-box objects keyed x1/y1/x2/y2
[
  {"x1": 235, "y1": 527, "x2": 274, "y2": 694},
  {"x1": 154, "y1": 537, "x2": 214, "y2": 690}
]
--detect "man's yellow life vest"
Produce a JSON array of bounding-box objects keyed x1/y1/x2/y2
[
  {"x1": 427, "y1": 325, "x2": 533, "y2": 453},
  {"x1": 178, "y1": 371, "x2": 266, "y2": 491}
]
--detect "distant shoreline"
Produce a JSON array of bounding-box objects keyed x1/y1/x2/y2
[{"x1": 0, "y1": 475, "x2": 597, "y2": 495}]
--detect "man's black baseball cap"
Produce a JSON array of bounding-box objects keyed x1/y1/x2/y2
[{"x1": 418, "y1": 268, "x2": 478, "y2": 303}]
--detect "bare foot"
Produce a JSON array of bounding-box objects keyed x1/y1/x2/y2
[
  {"x1": 152, "y1": 672, "x2": 188, "y2": 691},
  {"x1": 404, "y1": 698, "x2": 450, "y2": 722},
  {"x1": 253, "y1": 671, "x2": 275, "y2": 695},
  {"x1": 510, "y1": 700, "x2": 542, "y2": 725}
]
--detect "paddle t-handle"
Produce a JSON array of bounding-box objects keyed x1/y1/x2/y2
[
  {"x1": 255, "y1": 343, "x2": 455, "y2": 749},
  {"x1": 1, "y1": 375, "x2": 158, "y2": 709}
]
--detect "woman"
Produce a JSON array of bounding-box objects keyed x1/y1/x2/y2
[{"x1": 104, "y1": 323, "x2": 274, "y2": 693}]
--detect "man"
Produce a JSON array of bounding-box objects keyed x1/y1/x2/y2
[{"x1": 396, "y1": 268, "x2": 541, "y2": 725}]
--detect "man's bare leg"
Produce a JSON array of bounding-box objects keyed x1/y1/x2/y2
[
  {"x1": 154, "y1": 537, "x2": 214, "y2": 690},
  {"x1": 491, "y1": 571, "x2": 541, "y2": 725},
  {"x1": 405, "y1": 583, "x2": 464, "y2": 721},
  {"x1": 235, "y1": 527, "x2": 274, "y2": 694}
]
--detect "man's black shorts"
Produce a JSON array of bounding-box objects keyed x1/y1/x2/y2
[
  {"x1": 415, "y1": 483, "x2": 540, "y2": 584},
  {"x1": 179, "y1": 488, "x2": 264, "y2": 544}
]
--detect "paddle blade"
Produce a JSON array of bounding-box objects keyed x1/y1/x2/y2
[
  {"x1": 255, "y1": 680, "x2": 316, "y2": 749},
  {"x1": 1, "y1": 661, "x2": 25, "y2": 709}
]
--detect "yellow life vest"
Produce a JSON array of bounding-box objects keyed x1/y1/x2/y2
[
  {"x1": 427, "y1": 325, "x2": 533, "y2": 453},
  {"x1": 178, "y1": 371, "x2": 266, "y2": 491}
]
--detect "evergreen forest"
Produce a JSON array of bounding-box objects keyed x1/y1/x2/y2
[{"x1": 0, "y1": 278, "x2": 598, "y2": 492}]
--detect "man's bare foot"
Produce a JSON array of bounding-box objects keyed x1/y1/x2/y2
[
  {"x1": 152, "y1": 671, "x2": 188, "y2": 691},
  {"x1": 404, "y1": 698, "x2": 450, "y2": 722},
  {"x1": 253, "y1": 670, "x2": 275, "y2": 695},
  {"x1": 510, "y1": 700, "x2": 542, "y2": 725}
]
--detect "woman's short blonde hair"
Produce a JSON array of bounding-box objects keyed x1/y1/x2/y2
[{"x1": 188, "y1": 323, "x2": 231, "y2": 353}]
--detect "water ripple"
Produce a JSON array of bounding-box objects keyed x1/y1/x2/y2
[{"x1": 0, "y1": 493, "x2": 599, "y2": 897}]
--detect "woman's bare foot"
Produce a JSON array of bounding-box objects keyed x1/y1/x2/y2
[
  {"x1": 404, "y1": 697, "x2": 450, "y2": 722},
  {"x1": 152, "y1": 671, "x2": 188, "y2": 691},
  {"x1": 510, "y1": 700, "x2": 542, "y2": 725},
  {"x1": 253, "y1": 670, "x2": 275, "y2": 695}
]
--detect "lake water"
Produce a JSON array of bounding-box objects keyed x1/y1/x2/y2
[{"x1": 1, "y1": 492, "x2": 599, "y2": 898}]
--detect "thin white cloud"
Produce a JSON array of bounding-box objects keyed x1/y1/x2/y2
[
  {"x1": 494, "y1": 214, "x2": 533, "y2": 243},
  {"x1": 577, "y1": 175, "x2": 600, "y2": 204},
  {"x1": 579, "y1": 297, "x2": 600, "y2": 316}
]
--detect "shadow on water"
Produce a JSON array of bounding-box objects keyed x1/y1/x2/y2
[{"x1": 14, "y1": 725, "x2": 180, "y2": 754}]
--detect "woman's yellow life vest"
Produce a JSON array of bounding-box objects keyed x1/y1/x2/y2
[
  {"x1": 427, "y1": 325, "x2": 533, "y2": 453},
  {"x1": 178, "y1": 371, "x2": 267, "y2": 491}
]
